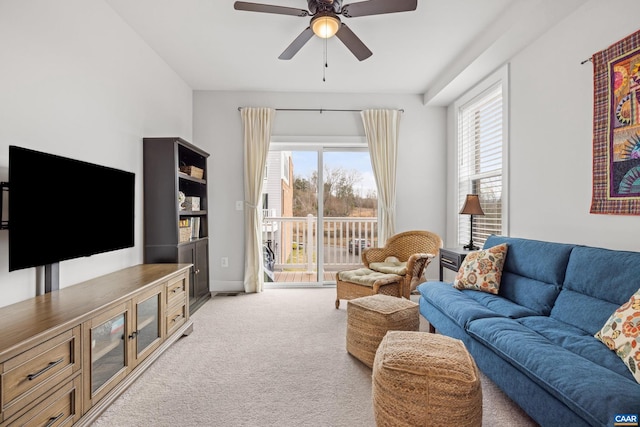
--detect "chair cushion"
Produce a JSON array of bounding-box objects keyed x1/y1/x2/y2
[
  {"x1": 369, "y1": 257, "x2": 408, "y2": 275},
  {"x1": 453, "y1": 243, "x2": 508, "y2": 294},
  {"x1": 595, "y1": 286, "x2": 640, "y2": 383},
  {"x1": 338, "y1": 268, "x2": 401, "y2": 287}
]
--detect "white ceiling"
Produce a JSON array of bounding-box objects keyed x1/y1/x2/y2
[{"x1": 104, "y1": 0, "x2": 584, "y2": 99}]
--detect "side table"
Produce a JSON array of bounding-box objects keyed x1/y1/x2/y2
[{"x1": 439, "y1": 247, "x2": 477, "y2": 281}]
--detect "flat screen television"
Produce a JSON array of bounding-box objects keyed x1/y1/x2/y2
[{"x1": 8, "y1": 146, "x2": 135, "y2": 272}]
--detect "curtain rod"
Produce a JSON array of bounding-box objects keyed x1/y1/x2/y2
[{"x1": 237, "y1": 107, "x2": 404, "y2": 113}]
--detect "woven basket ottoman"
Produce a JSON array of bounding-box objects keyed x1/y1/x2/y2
[
  {"x1": 346, "y1": 294, "x2": 419, "y2": 368},
  {"x1": 372, "y1": 331, "x2": 482, "y2": 427}
]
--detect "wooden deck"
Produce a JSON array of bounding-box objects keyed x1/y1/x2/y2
[{"x1": 273, "y1": 271, "x2": 337, "y2": 283}]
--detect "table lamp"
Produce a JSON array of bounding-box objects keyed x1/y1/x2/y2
[{"x1": 459, "y1": 194, "x2": 485, "y2": 250}]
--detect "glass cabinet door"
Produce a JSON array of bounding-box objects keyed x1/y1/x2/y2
[
  {"x1": 90, "y1": 311, "x2": 127, "y2": 395},
  {"x1": 135, "y1": 292, "x2": 161, "y2": 359}
]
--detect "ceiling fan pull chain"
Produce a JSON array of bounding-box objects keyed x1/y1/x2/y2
[{"x1": 323, "y1": 36, "x2": 328, "y2": 82}]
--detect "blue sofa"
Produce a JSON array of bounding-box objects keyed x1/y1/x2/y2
[{"x1": 418, "y1": 235, "x2": 640, "y2": 427}]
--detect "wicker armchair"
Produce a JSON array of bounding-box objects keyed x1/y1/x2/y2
[{"x1": 335, "y1": 230, "x2": 442, "y2": 308}]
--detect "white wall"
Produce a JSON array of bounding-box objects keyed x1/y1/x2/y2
[
  {"x1": 0, "y1": 0, "x2": 192, "y2": 307},
  {"x1": 193, "y1": 91, "x2": 446, "y2": 292},
  {"x1": 447, "y1": 0, "x2": 640, "y2": 251},
  {"x1": 508, "y1": 0, "x2": 640, "y2": 250}
]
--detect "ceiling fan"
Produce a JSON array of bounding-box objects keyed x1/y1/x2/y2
[{"x1": 233, "y1": 0, "x2": 417, "y2": 61}]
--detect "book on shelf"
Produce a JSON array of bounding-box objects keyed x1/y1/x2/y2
[
  {"x1": 179, "y1": 218, "x2": 192, "y2": 243},
  {"x1": 178, "y1": 217, "x2": 200, "y2": 242},
  {"x1": 191, "y1": 217, "x2": 200, "y2": 239}
]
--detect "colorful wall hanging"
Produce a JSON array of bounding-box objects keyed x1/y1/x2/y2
[{"x1": 591, "y1": 29, "x2": 640, "y2": 215}]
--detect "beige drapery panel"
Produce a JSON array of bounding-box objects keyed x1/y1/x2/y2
[
  {"x1": 361, "y1": 109, "x2": 401, "y2": 245},
  {"x1": 241, "y1": 107, "x2": 276, "y2": 293}
]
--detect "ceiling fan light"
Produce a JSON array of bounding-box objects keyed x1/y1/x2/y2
[{"x1": 311, "y1": 15, "x2": 340, "y2": 39}]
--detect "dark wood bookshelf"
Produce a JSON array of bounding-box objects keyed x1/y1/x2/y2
[{"x1": 143, "y1": 137, "x2": 211, "y2": 313}]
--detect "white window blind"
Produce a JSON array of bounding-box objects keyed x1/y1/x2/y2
[{"x1": 457, "y1": 84, "x2": 503, "y2": 248}]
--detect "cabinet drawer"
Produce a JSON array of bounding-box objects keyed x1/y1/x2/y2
[
  {"x1": 166, "y1": 274, "x2": 187, "y2": 308},
  {"x1": 166, "y1": 304, "x2": 187, "y2": 336},
  {"x1": 5, "y1": 375, "x2": 81, "y2": 427},
  {"x1": 440, "y1": 256, "x2": 459, "y2": 269},
  {"x1": 2, "y1": 328, "x2": 80, "y2": 416}
]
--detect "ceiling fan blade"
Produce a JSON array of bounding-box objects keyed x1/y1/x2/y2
[
  {"x1": 234, "y1": 1, "x2": 309, "y2": 17},
  {"x1": 278, "y1": 27, "x2": 314, "y2": 60},
  {"x1": 341, "y1": 0, "x2": 417, "y2": 18},
  {"x1": 335, "y1": 24, "x2": 372, "y2": 61}
]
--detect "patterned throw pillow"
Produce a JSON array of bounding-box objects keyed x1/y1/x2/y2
[
  {"x1": 595, "y1": 287, "x2": 640, "y2": 384},
  {"x1": 453, "y1": 243, "x2": 508, "y2": 294}
]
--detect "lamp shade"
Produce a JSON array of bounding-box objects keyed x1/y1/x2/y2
[
  {"x1": 311, "y1": 14, "x2": 341, "y2": 39},
  {"x1": 459, "y1": 194, "x2": 485, "y2": 215}
]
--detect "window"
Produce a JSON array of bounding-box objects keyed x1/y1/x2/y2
[
  {"x1": 456, "y1": 69, "x2": 508, "y2": 248},
  {"x1": 282, "y1": 152, "x2": 290, "y2": 184}
]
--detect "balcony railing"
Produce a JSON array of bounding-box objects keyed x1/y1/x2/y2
[{"x1": 262, "y1": 214, "x2": 378, "y2": 280}]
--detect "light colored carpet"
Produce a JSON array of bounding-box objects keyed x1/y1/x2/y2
[{"x1": 92, "y1": 288, "x2": 539, "y2": 427}]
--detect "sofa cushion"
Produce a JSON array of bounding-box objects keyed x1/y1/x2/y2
[
  {"x1": 453, "y1": 243, "x2": 508, "y2": 294},
  {"x1": 484, "y1": 235, "x2": 574, "y2": 286},
  {"x1": 461, "y1": 289, "x2": 539, "y2": 318},
  {"x1": 417, "y1": 282, "x2": 537, "y2": 330},
  {"x1": 552, "y1": 246, "x2": 640, "y2": 334},
  {"x1": 595, "y1": 287, "x2": 640, "y2": 383},
  {"x1": 467, "y1": 317, "x2": 640, "y2": 426},
  {"x1": 551, "y1": 290, "x2": 620, "y2": 335},
  {"x1": 498, "y1": 272, "x2": 561, "y2": 316},
  {"x1": 562, "y1": 246, "x2": 640, "y2": 305},
  {"x1": 483, "y1": 236, "x2": 573, "y2": 314},
  {"x1": 518, "y1": 316, "x2": 634, "y2": 379}
]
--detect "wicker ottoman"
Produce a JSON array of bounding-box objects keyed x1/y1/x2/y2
[
  {"x1": 372, "y1": 331, "x2": 482, "y2": 427},
  {"x1": 346, "y1": 294, "x2": 419, "y2": 368}
]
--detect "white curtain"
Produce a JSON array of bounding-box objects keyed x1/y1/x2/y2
[
  {"x1": 361, "y1": 109, "x2": 401, "y2": 245},
  {"x1": 241, "y1": 107, "x2": 276, "y2": 293}
]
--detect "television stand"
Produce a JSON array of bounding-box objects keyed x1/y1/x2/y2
[
  {"x1": 44, "y1": 262, "x2": 59, "y2": 292},
  {"x1": 0, "y1": 264, "x2": 192, "y2": 426}
]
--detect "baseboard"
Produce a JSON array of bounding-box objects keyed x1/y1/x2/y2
[{"x1": 211, "y1": 280, "x2": 244, "y2": 292}]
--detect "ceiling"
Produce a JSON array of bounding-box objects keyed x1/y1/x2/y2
[{"x1": 104, "y1": 0, "x2": 583, "y2": 99}]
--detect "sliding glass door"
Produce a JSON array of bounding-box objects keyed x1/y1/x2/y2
[{"x1": 263, "y1": 142, "x2": 377, "y2": 286}]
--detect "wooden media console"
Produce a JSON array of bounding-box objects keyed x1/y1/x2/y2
[{"x1": 0, "y1": 264, "x2": 194, "y2": 426}]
